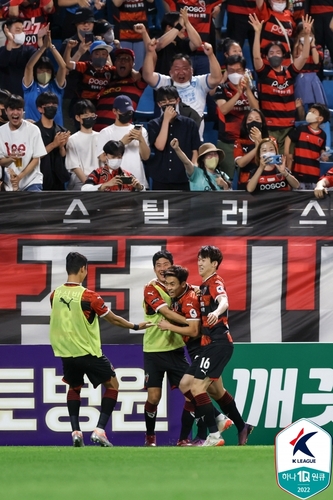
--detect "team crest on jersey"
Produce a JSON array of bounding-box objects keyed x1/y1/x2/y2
[{"x1": 189, "y1": 308, "x2": 198, "y2": 318}]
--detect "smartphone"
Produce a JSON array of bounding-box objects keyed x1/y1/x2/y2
[
  {"x1": 264, "y1": 154, "x2": 282, "y2": 165},
  {"x1": 120, "y1": 176, "x2": 132, "y2": 184},
  {"x1": 134, "y1": 124, "x2": 142, "y2": 130},
  {"x1": 85, "y1": 33, "x2": 94, "y2": 44}
]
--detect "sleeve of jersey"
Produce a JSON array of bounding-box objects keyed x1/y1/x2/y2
[
  {"x1": 182, "y1": 295, "x2": 201, "y2": 320},
  {"x1": 210, "y1": 279, "x2": 228, "y2": 301},
  {"x1": 322, "y1": 168, "x2": 333, "y2": 186},
  {"x1": 83, "y1": 289, "x2": 110, "y2": 317},
  {"x1": 256, "y1": 3, "x2": 269, "y2": 21},
  {"x1": 74, "y1": 62, "x2": 88, "y2": 74},
  {"x1": 234, "y1": 140, "x2": 244, "y2": 161},
  {"x1": 144, "y1": 284, "x2": 168, "y2": 313}
]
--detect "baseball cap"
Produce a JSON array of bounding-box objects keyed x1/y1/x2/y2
[
  {"x1": 113, "y1": 95, "x2": 134, "y2": 113},
  {"x1": 93, "y1": 20, "x2": 114, "y2": 37},
  {"x1": 73, "y1": 8, "x2": 95, "y2": 24},
  {"x1": 89, "y1": 40, "x2": 112, "y2": 54},
  {"x1": 114, "y1": 48, "x2": 135, "y2": 60}
]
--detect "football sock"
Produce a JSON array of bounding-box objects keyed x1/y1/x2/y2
[
  {"x1": 216, "y1": 391, "x2": 245, "y2": 432},
  {"x1": 67, "y1": 388, "x2": 81, "y2": 431},
  {"x1": 97, "y1": 388, "x2": 118, "y2": 429},
  {"x1": 194, "y1": 393, "x2": 218, "y2": 433},
  {"x1": 196, "y1": 416, "x2": 208, "y2": 440},
  {"x1": 145, "y1": 401, "x2": 158, "y2": 435},
  {"x1": 179, "y1": 400, "x2": 195, "y2": 441}
]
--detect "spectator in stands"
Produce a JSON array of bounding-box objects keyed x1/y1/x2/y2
[
  {"x1": 0, "y1": 95, "x2": 46, "y2": 191},
  {"x1": 234, "y1": 108, "x2": 272, "y2": 189},
  {"x1": 94, "y1": 48, "x2": 147, "y2": 131},
  {"x1": 3, "y1": 0, "x2": 54, "y2": 49},
  {"x1": 310, "y1": 0, "x2": 333, "y2": 67},
  {"x1": 0, "y1": 18, "x2": 37, "y2": 96},
  {"x1": 96, "y1": 94, "x2": 149, "y2": 189},
  {"x1": 314, "y1": 168, "x2": 333, "y2": 198},
  {"x1": 225, "y1": 0, "x2": 256, "y2": 51},
  {"x1": 82, "y1": 139, "x2": 145, "y2": 191},
  {"x1": 64, "y1": 39, "x2": 113, "y2": 108},
  {"x1": 143, "y1": 40, "x2": 222, "y2": 140},
  {"x1": 285, "y1": 103, "x2": 330, "y2": 189},
  {"x1": 219, "y1": 38, "x2": 244, "y2": 83},
  {"x1": 23, "y1": 29, "x2": 67, "y2": 125},
  {"x1": 255, "y1": 0, "x2": 295, "y2": 65},
  {"x1": 214, "y1": 54, "x2": 259, "y2": 179},
  {"x1": 247, "y1": 138, "x2": 299, "y2": 192},
  {"x1": 66, "y1": 99, "x2": 100, "y2": 190},
  {"x1": 146, "y1": 86, "x2": 201, "y2": 190},
  {"x1": 0, "y1": 89, "x2": 11, "y2": 126},
  {"x1": 292, "y1": 20, "x2": 327, "y2": 120},
  {"x1": 57, "y1": 4, "x2": 99, "y2": 42},
  {"x1": 170, "y1": 139, "x2": 231, "y2": 191},
  {"x1": 35, "y1": 91, "x2": 71, "y2": 190},
  {"x1": 249, "y1": 13, "x2": 312, "y2": 153},
  {"x1": 93, "y1": 19, "x2": 120, "y2": 53}
]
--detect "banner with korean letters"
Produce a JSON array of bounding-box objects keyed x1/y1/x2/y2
[{"x1": 0, "y1": 343, "x2": 332, "y2": 446}]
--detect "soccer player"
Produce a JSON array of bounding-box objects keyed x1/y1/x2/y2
[
  {"x1": 158, "y1": 265, "x2": 233, "y2": 446},
  {"x1": 143, "y1": 250, "x2": 191, "y2": 446},
  {"x1": 191, "y1": 245, "x2": 253, "y2": 445},
  {"x1": 49, "y1": 252, "x2": 151, "y2": 447}
]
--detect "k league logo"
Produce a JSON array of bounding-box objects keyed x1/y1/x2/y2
[{"x1": 275, "y1": 418, "x2": 332, "y2": 499}]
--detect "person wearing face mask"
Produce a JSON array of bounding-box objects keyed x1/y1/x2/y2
[
  {"x1": 23, "y1": 29, "x2": 67, "y2": 125},
  {"x1": 82, "y1": 139, "x2": 145, "y2": 191},
  {"x1": 234, "y1": 108, "x2": 274, "y2": 189},
  {"x1": 292, "y1": 21, "x2": 327, "y2": 121},
  {"x1": 255, "y1": 0, "x2": 295, "y2": 66},
  {"x1": 247, "y1": 137, "x2": 299, "y2": 192},
  {"x1": 0, "y1": 18, "x2": 37, "y2": 96},
  {"x1": 249, "y1": 12, "x2": 312, "y2": 153},
  {"x1": 214, "y1": 55, "x2": 259, "y2": 179},
  {"x1": 35, "y1": 91, "x2": 71, "y2": 190},
  {"x1": 284, "y1": 103, "x2": 330, "y2": 189},
  {"x1": 66, "y1": 99, "x2": 100, "y2": 190},
  {"x1": 64, "y1": 40, "x2": 113, "y2": 112},
  {"x1": 96, "y1": 94, "x2": 149, "y2": 189},
  {"x1": 170, "y1": 139, "x2": 231, "y2": 191}
]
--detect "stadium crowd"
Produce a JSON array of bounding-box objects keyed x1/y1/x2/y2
[{"x1": 0, "y1": 0, "x2": 332, "y2": 193}]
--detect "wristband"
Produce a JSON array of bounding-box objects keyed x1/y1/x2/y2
[
  {"x1": 174, "y1": 23, "x2": 183, "y2": 31},
  {"x1": 132, "y1": 323, "x2": 139, "y2": 331}
]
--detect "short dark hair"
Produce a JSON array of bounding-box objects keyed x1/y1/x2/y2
[
  {"x1": 171, "y1": 53, "x2": 192, "y2": 66},
  {"x1": 2, "y1": 18, "x2": 23, "y2": 32},
  {"x1": 221, "y1": 37, "x2": 241, "y2": 56},
  {"x1": 33, "y1": 57, "x2": 55, "y2": 82},
  {"x1": 198, "y1": 246, "x2": 223, "y2": 268},
  {"x1": 103, "y1": 140, "x2": 125, "y2": 157},
  {"x1": 73, "y1": 99, "x2": 96, "y2": 116},
  {"x1": 5, "y1": 94, "x2": 24, "y2": 110},
  {"x1": 310, "y1": 103, "x2": 330, "y2": 123},
  {"x1": 66, "y1": 252, "x2": 87, "y2": 274},
  {"x1": 0, "y1": 89, "x2": 11, "y2": 107},
  {"x1": 152, "y1": 250, "x2": 173, "y2": 267},
  {"x1": 155, "y1": 85, "x2": 179, "y2": 102},
  {"x1": 264, "y1": 41, "x2": 287, "y2": 57},
  {"x1": 161, "y1": 12, "x2": 180, "y2": 31},
  {"x1": 226, "y1": 55, "x2": 246, "y2": 70},
  {"x1": 36, "y1": 91, "x2": 59, "y2": 108},
  {"x1": 164, "y1": 265, "x2": 188, "y2": 283}
]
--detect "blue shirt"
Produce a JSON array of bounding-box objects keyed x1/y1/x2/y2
[{"x1": 23, "y1": 79, "x2": 65, "y2": 126}]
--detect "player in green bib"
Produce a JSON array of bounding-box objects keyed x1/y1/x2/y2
[{"x1": 49, "y1": 251, "x2": 150, "y2": 447}]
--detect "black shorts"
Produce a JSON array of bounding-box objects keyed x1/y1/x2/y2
[
  {"x1": 193, "y1": 342, "x2": 234, "y2": 381},
  {"x1": 62, "y1": 354, "x2": 116, "y2": 389},
  {"x1": 144, "y1": 348, "x2": 190, "y2": 389}
]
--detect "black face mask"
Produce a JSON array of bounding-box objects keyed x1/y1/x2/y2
[
  {"x1": 268, "y1": 55, "x2": 283, "y2": 68},
  {"x1": 247, "y1": 121, "x2": 262, "y2": 134},
  {"x1": 82, "y1": 116, "x2": 96, "y2": 129},
  {"x1": 43, "y1": 106, "x2": 57, "y2": 119},
  {"x1": 160, "y1": 104, "x2": 176, "y2": 112},
  {"x1": 118, "y1": 111, "x2": 133, "y2": 124}
]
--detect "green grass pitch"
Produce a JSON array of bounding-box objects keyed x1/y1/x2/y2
[{"x1": 0, "y1": 446, "x2": 331, "y2": 500}]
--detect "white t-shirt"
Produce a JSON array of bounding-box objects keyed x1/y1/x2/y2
[
  {"x1": 0, "y1": 120, "x2": 46, "y2": 191},
  {"x1": 96, "y1": 123, "x2": 149, "y2": 188},
  {"x1": 65, "y1": 130, "x2": 100, "y2": 190}
]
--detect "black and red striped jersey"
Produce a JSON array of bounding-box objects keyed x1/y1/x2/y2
[
  {"x1": 199, "y1": 273, "x2": 231, "y2": 344},
  {"x1": 310, "y1": 0, "x2": 333, "y2": 14},
  {"x1": 112, "y1": 0, "x2": 149, "y2": 42},
  {"x1": 234, "y1": 137, "x2": 257, "y2": 188},
  {"x1": 84, "y1": 166, "x2": 138, "y2": 191},
  {"x1": 257, "y1": 62, "x2": 299, "y2": 130},
  {"x1": 227, "y1": 0, "x2": 256, "y2": 15},
  {"x1": 297, "y1": 46, "x2": 323, "y2": 73},
  {"x1": 289, "y1": 124, "x2": 326, "y2": 183},
  {"x1": 215, "y1": 82, "x2": 258, "y2": 142},
  {"x1": 248, "y1": 166, "x2": 292, "y2": 191},
  {"x1": 74, "y1": 62, "x2": 113, "y2": 100},
  {"x1": 321, "y1": 167, "x2": 333, "y2": 186},
  {"x1": 50, "y1": 284, "x2": 109, "y2": 324},
  {"x1": 143, "y1": 280, "x2": 168, "y2": 315},
  {"x1": 291, "y1": 0, "x2": 305, "y2": 23}
]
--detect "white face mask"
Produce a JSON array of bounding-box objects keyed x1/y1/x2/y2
[
  {"x1": 299, "y1": 37, "x2": 313, "y2": 45},
  {"x1": 270, "y1": 1, "x2": 286, "y2": 12},
  {"x1": 104, "y1": 29, "x2": 114, "y2": 44},
  {"x1": 13, "y1": 32, "x2": 26, "y2": 45},
  {"x1": 228, "y1": 73, "x2": 243, "y2": 85},
  {"x1": 173, "y1": 81, "x2": 190, "y2": 89},
  {"x1": 107, "y1": 158, "x2": 122, "y2": 170},
  {"x1": 306, "y1": 111, "x2": 318, "y2": 124}
]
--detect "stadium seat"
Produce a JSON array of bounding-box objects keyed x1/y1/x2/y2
[
  {"x1": 320, "y1": 161, "x2": 333, "y2": 176},
  {"x1": 322, "y1": 79, "x2": 333, "y2": 113}
]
